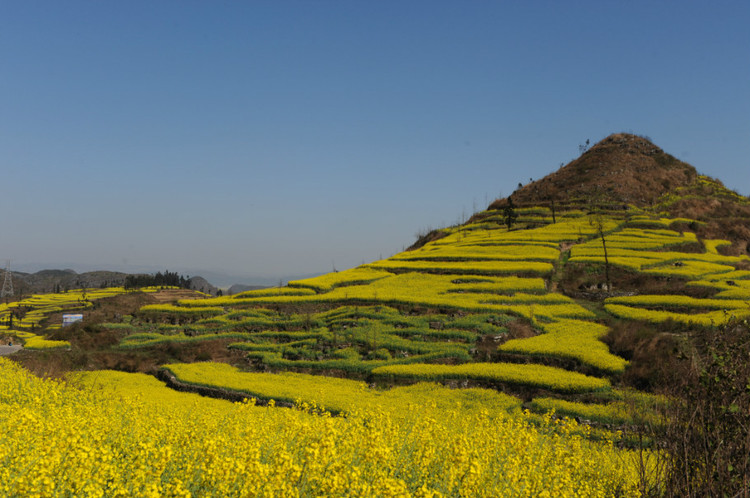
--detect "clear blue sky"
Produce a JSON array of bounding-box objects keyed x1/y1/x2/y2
[{"x1": 2, "y1": 1, "x2": 748, "y2": 286}]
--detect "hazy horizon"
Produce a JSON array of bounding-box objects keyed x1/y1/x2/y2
[
  {"x1": 2, "y1": 1, "x2": 748, "y2": 280},
  {"x1": 9, "y1": 261, "x2": 321, "y2": 289}
]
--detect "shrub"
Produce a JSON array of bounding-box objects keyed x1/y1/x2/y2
[{"x1": 656, "y1": 319, "x2": 750, "y2": 496}]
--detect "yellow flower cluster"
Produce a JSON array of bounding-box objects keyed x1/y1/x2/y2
[
  {"x1": 0, "y1": 358, "x2": 643, "y2": 497},
  {"x1": 571, "y1": 246, "x2": 745, "y2": 267},
  {"x1": 584, "y1": 227, "x2": 698, "y2": 250},
  {"x1": 569, "y1": 223, "x2": 747, "y2": 280},
  {"x1": 706, "y1": 279, "x2": 750, "y2": 300},
  {"x1": 530, "y1": 397, "x2": 634, "y2": 425},
  {"x1": 1, "y1": 329, "x2": 70, "y2": 350},
  {"x1": 430, "y1": 215, "x2": 608, "y2": 248},
  {"x1": 625, "y1": 216, "x2": 675, "y2": 229},
  {"x1": 392, "y1": 244, "x2": 560, "y2": 263},
  {"x1": 288, "y1": 267, "x2": 394, "y2": 293},
  {"x1": 163, "y1": 362, "x2": 521, "y2": 418},
  {"x1": 139, "y1": 303, "x2": 225, "y2": 316},
  {"x1": 641, "y1": 260, "x2": 735, "y2": 279},
  {"x1": 606, "y1": 294, "x2": 750, "y2": 310},
  {"x1": 365, "y1": 259, "x2": 554, "y2": 276},
  {"x1": 499, "y1": 319, "x2": 628, "y2": 373},
  {"x1": 444, "y1": 276, "x2": 547, "y2": 294},
  {"x1": 372, "y1": 361, "x2": 611, "y2": 393},
  {"x1": 181, "y1": 272, "x2": 592, "y2": 322},
  {"x1": 703, "y1": 238, "x2": 732, "y2": 255},
  {"x1": 689, "y1": 271, "x2": 750, "y2": 290},
  {"x1": 232, "y1": 286, "x2": 317, "y2": 298},
  {"x1": 604, "y1": 303, "x2": 749, "y2": 326}
]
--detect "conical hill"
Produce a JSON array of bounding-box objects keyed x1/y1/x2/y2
[
  {"x1": 479, "y1": 133, "x2": 750, "y2": 255},
  {"x1": 492, "y1": 133, "x2": 699, "y2": 208}
]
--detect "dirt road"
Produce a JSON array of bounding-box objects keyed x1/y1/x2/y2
[{"x1": 0, "y1": 345, "x2": 22, "y2": 356}]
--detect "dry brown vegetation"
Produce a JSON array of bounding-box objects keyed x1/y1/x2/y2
[
  {"x1": 490, "y1": 133, "x2": 699, "y2": 209},
  {"x1": 642, "y1": 320, "x2": 750, "y2": 497},
  {"x1": 558, "y1": 262, "x2": 717, "y2": 299}
]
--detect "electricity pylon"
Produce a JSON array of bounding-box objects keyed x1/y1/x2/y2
[{"x1": 1, "y1": 260, "x2": 14, "y2": 298}]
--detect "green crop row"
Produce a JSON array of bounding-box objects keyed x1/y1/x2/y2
[
  {"x1": 244, "y1": 349, "x2": 471, "y2": 375},
  {"x1": 119, "y1": 331, "x2": 257, "y2": 348},
  {"x1": 226, "y1": 338, "x2": 318, "y2": 352}
]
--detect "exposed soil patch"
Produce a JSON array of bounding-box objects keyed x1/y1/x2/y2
[
  {"x1": 10, "y1": 332, "x2": 246, "y2": 379},
  {"x1": 602, "y1": 319, "x2": 701, "y2": 391},
  {"x1": 558, "y1": 262, "x2": 717, "y2": 299},
  {"x1": 150, "y1": 289, "x2": 208, "y2": 302},
  {"x1": 44, "y1": 292, "x2": 158, "y2": 333}
]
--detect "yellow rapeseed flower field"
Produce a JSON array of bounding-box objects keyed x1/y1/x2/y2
[{"x1": 0, "y1": 358, "x2": 644, "y2": 497}]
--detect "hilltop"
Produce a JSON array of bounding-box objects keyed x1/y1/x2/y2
[
  {"x1": 478, "y1": 133, "x2": 750, "y2": 255},
  {"x1": 498, "y1": 133, "x2": 699, "y2": 207}
]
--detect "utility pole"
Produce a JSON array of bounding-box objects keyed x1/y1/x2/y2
[{"x1": 1, "y1": 260, "x2": 13, "y2": 299}]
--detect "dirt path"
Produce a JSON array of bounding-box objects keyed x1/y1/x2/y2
[
  {"x1": 548, "y1": 241, "x2": 575, "y2": 293},
  {"x1": 0, "y1": 345, "x2": 23, "y2": 356}
]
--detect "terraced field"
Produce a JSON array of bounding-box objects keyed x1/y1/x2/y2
[
  {"x1": 3, "y1": 203, "x2": 749, "y2": 496},
  {"x1": 0, "y1": 287, "x2": 165, "y2": 349},
  {"x1": 104, "y1": 209, "x2": 749, "y2": 427}
]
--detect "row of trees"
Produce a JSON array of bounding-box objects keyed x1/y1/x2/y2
[{"x1": 124, "y1": 270, "x2": 192, "y2": 290}]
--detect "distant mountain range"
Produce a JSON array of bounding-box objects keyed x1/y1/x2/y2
[
  {"x1": 4, "y1": 269, "x2": 225, "y2": 296},
  {"x1": 3, "y1": 268, "x2": 323, "y2": 297}
]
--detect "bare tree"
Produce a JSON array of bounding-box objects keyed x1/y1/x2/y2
[
  {"x1": 543, "y1": 182, "x2": 559, "y2": 224},
  {"x1": 588, "y1": 188, "x2": 612, "y2": 292},
  {"x1": 503, "y1": 196, "x2": 518, "y2": 230}
]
